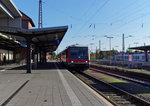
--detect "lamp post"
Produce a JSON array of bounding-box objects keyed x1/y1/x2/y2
[
  {"x1": 122, "y1": 34, "x2": 132, "y2": 66},
  {"x1": 99, "y1": 40, "x2": 104, "y2": 59},
  {"x1": 89, "y1": 43, "x2": 94, "y2": 53},
  {"x1": 105, "y1": 35, "x2": 113, "y2": 51},
  {"x1": 89, "y1": 43, "x2": 94, "y2": 59},
  {"x1": 122, "y1": 34, "x2": 133, "y2": 52},
  {"x1": 105, "y1": 35, "x2": 113, "y2": 64},
  {"x1": 99, "y1": 40, "x2": 101, "y2": 53},
  {"x1": 108, "y1": 37, "x2": 113, "y2": 51}
]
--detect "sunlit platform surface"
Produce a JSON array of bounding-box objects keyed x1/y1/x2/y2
[{"x1": 0, "y1": 62, "x2": 112, "y2": 106}]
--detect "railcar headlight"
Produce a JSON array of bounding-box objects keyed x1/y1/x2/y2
[
  {"x1": 71, "y1": 61, "x2": 74, "y2": 63},
  {"x1": 85, "y1": 61, "x2": 88, "y2": 63}
]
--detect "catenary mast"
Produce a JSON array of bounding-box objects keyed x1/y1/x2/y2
[{"x1": 38, "y1": 0, "x2": 43, "y2": 28}]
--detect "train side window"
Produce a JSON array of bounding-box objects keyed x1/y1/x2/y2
[
  {"x1": 125, "y1": 56, "x2": 128, "y2": 59},
  {"x1": 142, "y1": 56, "x2": 145, "y2": 59}
]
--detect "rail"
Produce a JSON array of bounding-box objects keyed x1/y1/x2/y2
[
  {"x1": 75, "y1": 71, "x2": 150, "y2": 106},
  {"x1": 90, "y1": 66, "x2": 150, "y2": 87}
]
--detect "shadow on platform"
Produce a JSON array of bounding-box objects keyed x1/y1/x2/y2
[{"x1": 8, "y1": 62, "x2": 66, "y2": 70}]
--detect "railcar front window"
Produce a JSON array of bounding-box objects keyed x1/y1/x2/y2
[{"x1": 69, "y1": 47, "x2": 88, "y2": 60}]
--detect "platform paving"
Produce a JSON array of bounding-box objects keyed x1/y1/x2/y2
[{"x1": 0, "y1": 62, "x2": 112, "y2": 106}]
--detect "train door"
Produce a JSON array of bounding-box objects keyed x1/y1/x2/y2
[
  {"x1": 0, "y1": 53, "x2": 2, "y2": 63},
  {"x1": 66, "y1": 49, "x2": 68, "y2": 64}
]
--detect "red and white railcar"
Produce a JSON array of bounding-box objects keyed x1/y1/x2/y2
[{"x1": 57, "y1": 45, "x2": 90, "y2": 69}]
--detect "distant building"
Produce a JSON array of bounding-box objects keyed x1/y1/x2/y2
[
  {"x1": 21, "y1": 11, "x2": 35, "y2": 29},
  {"x1": 0, "y1": 0, "x2": 22, "y2": 28},
  {"x1": 0, "y1": 0, "x2": 35, "y2": 29}
]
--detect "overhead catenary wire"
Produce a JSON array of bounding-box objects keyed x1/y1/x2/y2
[
  {"x1": 75, "y1": 0, "x2": 140, "y2": 35},
  {"x1": 101, "y1": 0, "x2": 150, "y2": 24},
  {"x1": 42, "y1": 0, "x2": 150, "y2": 31},
  {"x1": 90, "y1": 1, "x2": 150, "y2": 50},
  {"x1": 80, "y1": 0, "x2": 97, "y2": 19},
  {"x1": 75, "y1": 0, "x2": 110, "y2": 34},
  {"x1": 91, "y1": 4, "x2": 150, "y2": 40},
  {"x1": 87, "y1": 0, "x2": 150, "y2": 37},
  {"x1": 106, "y1": 10, "x2": 150, "y2": 37},
  {"x1": 91, "y1": 0, "x2": 150, "y2": 37},
  {"x1": 44, "y1": 0, "x2": 150, "y2": 50},
  {"x1": 110, "y1": 1, "x2": 150, "y2": 25}
]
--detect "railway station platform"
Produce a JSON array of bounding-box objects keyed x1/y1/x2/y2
[{"x1": 0, "y1": 62, "x2": 112, "y2": 106}]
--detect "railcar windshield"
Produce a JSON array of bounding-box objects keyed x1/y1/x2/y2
[{"x1": 69, "y1": 47, "x2": 88, "y2": 60}]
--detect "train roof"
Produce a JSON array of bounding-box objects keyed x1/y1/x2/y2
[
  {"x1": 115, "y1": 52, "x2": 150, "y2": 56},
  {"x1": 57, "y1": 44, "x2": 88, "y2": 56},
  {"x1": 66, "y1": 44, "x2": 88, "y2": 48}
]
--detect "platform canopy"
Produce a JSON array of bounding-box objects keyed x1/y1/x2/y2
[
  {"x1": 0, "y1": 26, "x2": 68, "y2": 52},
  {"x1": 0, "y1": 32, "x2": 20, "y2": 50},
  {"x1": 129, "y1": 45, "x2": 150, "y2": 51},
  {"x1": 129, "y1": 45, "x2": 150, "y2": 62}
]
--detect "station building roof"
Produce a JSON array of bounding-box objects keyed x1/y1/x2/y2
[
  {"x1": 20, "y1": 11, "x2": 35, "y2": 28},
  {"x1": 129, "y1": 45, "x2": 150, "y2": 51},
  {"x1": 0, "y1": 0, "x2": 22, "y2": 19}
]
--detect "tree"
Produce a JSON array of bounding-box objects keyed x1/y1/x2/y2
[
  {"x1": 126, "y1": 49, "x2": 134, "y2": 54},
  {"x1": 51, "y1": 52, "x2": 56, "y2": 59}
]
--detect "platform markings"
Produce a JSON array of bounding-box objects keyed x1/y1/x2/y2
[
  {"x1": 0, "y1": 68, "x2": 11, "y2": 72},
  {"x1": 66, "y1": 70, "x2": 113, "y2": 106},
  {"x1": 1, "y1": 69, "x2": 6, "y2": 72},
  {"x1": 54, "y1": 63, "x2": 82, "y2": 106}
]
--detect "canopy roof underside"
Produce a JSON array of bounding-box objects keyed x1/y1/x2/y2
[
  {"x1": 0, "y1": 26, "x2": 68, "y2": 52},
  {"x1": 129, "y1": 45, "x2": 150, "y2": 51}
]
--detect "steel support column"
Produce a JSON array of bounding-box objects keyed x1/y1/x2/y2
[
  {"x1": 145, "y1": 50, "x2": 148, "y2": 62},
  {"x1": 0, "y1": 53, "x2": 2, "y2": 62},
  {"x1": 40, "y1": 48, "x2": 42, "y2": 64},
  {"x1": 27, "y1": 39, "x2": 31, "y2": 73},
  {"x1": 33, "y1": 49, "x2": 38, "y2": 69},
  {"x1": 44, "y1": 52, "x2": 46, "y2": 63},
  {"x1": 8, "y1": 50, "x2": 9, "y2": 63}
]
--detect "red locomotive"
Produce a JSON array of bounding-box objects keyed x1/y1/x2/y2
[{"x1": 57, "y1": 45, "x2": 90, "y2": 69}]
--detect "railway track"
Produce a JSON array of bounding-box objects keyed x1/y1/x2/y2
[
  {"x1": 72, "y1": 71, "x2": 150, "y2": 106},
  {"x1": 90, "y1": 67, "x2": 150, "y2": 88},
  {"x1": 90, "y1": 64, "x2": 150, "y2": 82}
]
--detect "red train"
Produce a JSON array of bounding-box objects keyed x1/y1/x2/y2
[{"x1": 57, "y1": 45, "x2": 90, "y2": 69}]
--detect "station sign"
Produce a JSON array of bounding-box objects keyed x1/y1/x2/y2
[
  {"x1": 54, "y1": 40, "x2": 59, "y2": 46},
  {"x1": 20, "y1": 41, "x2": 27, "y2": 47},
  {"x1": 53, "y1": 45, "x2": 57, "y2": 49}
]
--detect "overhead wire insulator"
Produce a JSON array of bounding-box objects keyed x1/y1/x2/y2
[
  {"x1": 89, "y1": 24, "x2": 92, "y2": 28},
  {"x1": 141, "y1": 23, "x2": 144, "y2": 28},
  {"x1": 70, "y1": 24, "x2": 72, "y2": 28}
]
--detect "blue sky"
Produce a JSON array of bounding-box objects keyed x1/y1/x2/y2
[{"x1": 13, "y1": 0, "x2": 150, "y2": 53}]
